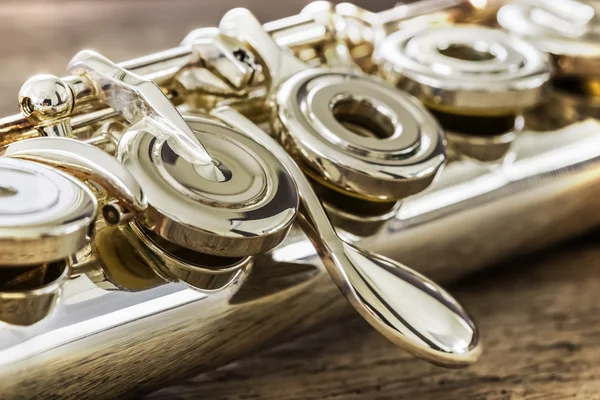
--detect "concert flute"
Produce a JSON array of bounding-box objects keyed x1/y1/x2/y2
[{"x1": 1, "y1": 0, "x2": 600, "y2": 399}]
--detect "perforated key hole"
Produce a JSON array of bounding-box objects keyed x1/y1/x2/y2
[
  {"x1": 332, "y1": 96, "x2": 395, "y2": 139},
  {"x1": 437, "y1": 42, "x2": 496, "y2": 62}
]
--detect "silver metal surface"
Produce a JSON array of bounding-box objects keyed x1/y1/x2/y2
[
  {"x1": 498, "y1": 0, "x2": 600, "y2": 76},
  {"x1": 66, "y1": 50, "x2": 299, "y2": 258},
  {"x1": 119, "y1": 115, "x2": 299, "y2": 257},
  {"x1": 0, "y1": 158, "x2": 96, "y2": 266},
  {"x1": 2, "y1": 117, "x2": 599, "y2": 398},
  {"x1": 68, "y1": 50, "x2": 214, "y2": 166},
  {"x1": 220, "y1": 8, "x2": 447, "y2": 202},
  {"x1": 218, "y1": 107, "x2": 479, "y2": 367},
  {"x1": 274, "y1": 68, "x2": 446, "y2": 201},
  {"x1": 446, "y1": 116, "x2": 523, "y2": 162},
  {"x1": 377, "y1": 25, "x2": 552, "y2": 115},
  {"x1": 0, "y1": 260, "x2": 70, "y2": 326},
  {"x1": 213, "y1": 10, "x2": 481, "y2": 364},
  {"x1": 0, "y1": 24, "x2": 480, "y2": 374},
  {"x1": 0, "y1": 1, "x2": 510, "y2": 144},
  {"x1": 497, "y1": 0, "x2": 600, "y2": 127},
  {"x1": 1, "y1": 137, "x2": 147, "y2": 218},
  {"x1": 18, "y1": 74, "x2": 76, "y2": 138},
  {"x1": 1, "y1": 1, "x2": 600, "y2": 398}
]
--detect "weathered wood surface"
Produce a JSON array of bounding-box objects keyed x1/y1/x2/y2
[
  {"x1": 4, "y1": 1, "x2": 600, "y2": 399},
  {"x1": 147, "y1": 233, "x2": 600, "y2": 400}
]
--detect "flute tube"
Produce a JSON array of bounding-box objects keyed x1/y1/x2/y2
[{"x1": 1, "y1": 119, "x2": 599, "y2": 399}]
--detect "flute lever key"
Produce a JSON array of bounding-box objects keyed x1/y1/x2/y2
[{"x1": 215, "y1": 106, "x2": 481, "y2": 368}]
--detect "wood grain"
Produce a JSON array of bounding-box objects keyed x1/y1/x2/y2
[{"x1": 147, "y1": 233, "x2": 600, "y2": 400}]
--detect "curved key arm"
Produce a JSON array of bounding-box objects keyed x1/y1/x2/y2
[
  {"x1": 67, "y1": 50, "x2": 214, "y2": 166},
  {"x1": 1, "y1": 137, "x2": 147, "y2": 223},
  {"x1": 213, "y1": 106, "x2": 481, "y2": 367}
]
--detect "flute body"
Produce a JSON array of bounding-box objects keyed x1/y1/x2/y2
[
  {"x1": 2, "y1": 119, "x2": 599, "y2": 399},
  {"x1": 2, "y1": 0, "x2": 600, "y2": 398}
]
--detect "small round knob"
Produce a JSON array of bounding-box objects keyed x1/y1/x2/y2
[{"x1": 18, "y1": 74, "x2": 74, "y2": 124}]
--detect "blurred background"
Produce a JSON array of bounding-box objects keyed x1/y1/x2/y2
[{"x1": 0, "y1": 0, "x2": 394, "y2": 115}]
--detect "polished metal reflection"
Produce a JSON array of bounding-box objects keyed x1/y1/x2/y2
[
  {"x1": 19, "y1": 74, "x2": 76, "y2": 138},
  {"x1": 2, "y1": 0, "x2": 600, "y2": 398},
  {"x1": 497, "y1": 0, "x2": 600, "y2": 127},
  {"x1": 0, "y1": 17, "x2": 479, "y2": 372},
  {"x1": 274, "y1": 68, "x2": 446, "y2": 200},
  {"x1": 119, "y1": 116, "x2": 299, "y2": 256},
  {"x1": 0, "y1": 158, "x2": 95, "y2": 326},
  {"x1": 66, "y1": 50, "x2": 299, "y2": 258},
  {"x1": 498, "y1": 0, "x2": 600, "y2": 77},
  {"x1": 127, "y1": 222, "x2": 252, "y2": 292},
  {"x1": 68, "y1": 50, "x2": 215, "y2": 166},
  {"x1": 1, "y1": 137, "x2": 146, "y2": 217},
  {"x1": 0, "y1": 260, "x2": 70, "y2": 326},
  {"x1": 377, "y1": 24, "x2": 552, "y2": 115},
  {"x1": 219, "y1": 7, "x2": 447, "y2": 203},
  {"x1": 216, "y1": 107, "x2": 479, "y2": 366},
  {"x1": 445, "y1": 116, "x2": 523, "y2": 162},
  {"x1": 216, "y1": 9, "x2": 480, "y2": 365},
  {"x1": 2, "y1": 118, "x2": 600, "y2": 399},
  {"x1": 0, "y1": 158, "x2": 97, "y2": 266}
]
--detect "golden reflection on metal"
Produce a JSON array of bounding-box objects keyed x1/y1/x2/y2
[
  {"x1": 1, "y1": 1, "x2": 600, "y2": 398},
  {"x1": 215, "y1": 107, "x2": 480, "y2": 366}
]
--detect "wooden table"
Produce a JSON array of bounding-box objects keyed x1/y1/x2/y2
[{"x1": 3, "y1": 1, "x2": 600, "y2": 399}]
